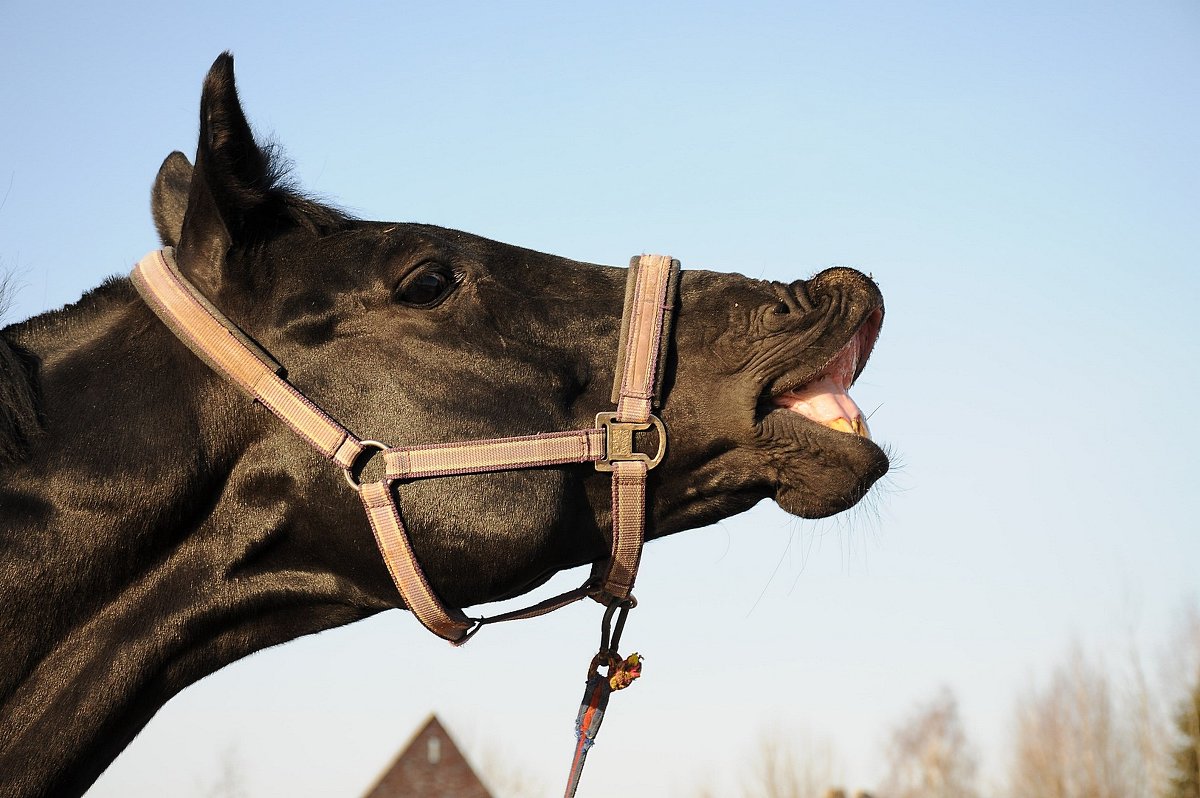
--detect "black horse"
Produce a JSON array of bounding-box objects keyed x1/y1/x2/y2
[{"x1": 0, "y1": 54, "x2": 887, "y2": 797}]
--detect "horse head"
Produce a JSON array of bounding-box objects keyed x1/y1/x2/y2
[{"x1": 0, "y1": 53, "x2": 887, "y2": 796}]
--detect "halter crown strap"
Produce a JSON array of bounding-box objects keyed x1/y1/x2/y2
[
  {"x1": 130, "y1": 249, "x2": 365, "y2": 470},
  {"x1": 131, "y1": 248, "x2": 679, "y2": 643}
]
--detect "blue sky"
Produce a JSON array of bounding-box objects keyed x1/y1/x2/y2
[{"x1": 2, "y1": 2, "x2": 1198, "y2": 795}]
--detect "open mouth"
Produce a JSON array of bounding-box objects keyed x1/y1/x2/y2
[{"x1": 763, "y1": 307, "x2": 883, "y2": 439}]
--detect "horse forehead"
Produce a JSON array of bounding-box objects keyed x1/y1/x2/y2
[{"x1": 285, "y1": 224, "x2": 586, "y2": 290}]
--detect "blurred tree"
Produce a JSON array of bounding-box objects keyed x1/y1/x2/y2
[
  {"x1": 205, "y1": 746, "x2": 248, "y2": 798},
  {"x1": 1007, "y1": 644, "x2": 1154, "y2": 798},
  {"x1": 879, "y1": 687, "x2": 979, "y2": 798},
  {"x1": 474, "y1": 740, "x2": 545, "y2": 798},
  {"x1": 738, "y1": 729, "x2": 841, "y2": 798},
  {"x1": 1166, "y1": 671, "x2": 1200, "y2": 798}
]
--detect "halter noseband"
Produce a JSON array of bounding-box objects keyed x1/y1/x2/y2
[{"x1": 131, "y1": 248, "x2": 680, "y2": 644}]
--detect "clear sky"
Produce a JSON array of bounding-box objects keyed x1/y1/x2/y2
[{"x1": 2, "y1": 2, "x2": 1197, "y2": 796}]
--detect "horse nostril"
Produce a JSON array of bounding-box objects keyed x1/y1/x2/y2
[{"x1": 773, "y1": 301, "x2": 790, "y2": 315}]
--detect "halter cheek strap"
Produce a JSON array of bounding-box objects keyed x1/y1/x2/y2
[{"x1": 131, "y1": 248, "x2": 680, "y2": 644}]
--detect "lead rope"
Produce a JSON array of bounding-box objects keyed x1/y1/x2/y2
[{"x1": 564, "y1": 600, "x2": 641, "y2": 798}]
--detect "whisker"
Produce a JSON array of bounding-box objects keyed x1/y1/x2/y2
[{"x1": 746, "y1": 523, "x2": 796, "y2": 618}]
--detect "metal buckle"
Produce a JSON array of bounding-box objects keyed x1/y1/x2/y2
[
  {"x1": 594, "y1": 413, "x2": 666, "y2": 472},
  {"x1": 342, "y1": 440, "x2": 389, "y2": 492}
]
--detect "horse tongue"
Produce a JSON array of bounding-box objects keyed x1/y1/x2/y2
[{"x1": 772, "y1": 376, "x2": 871, "y2": 439}]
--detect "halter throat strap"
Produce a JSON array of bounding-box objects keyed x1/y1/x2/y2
[{"x1": 131, "y1": 248, "x2": 680, "y2": 644}]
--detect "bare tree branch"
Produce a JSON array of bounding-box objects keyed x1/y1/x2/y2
[
  {"x1": 879, "y1": 686, "x2": 979, "y2": 798},
  {"x1": 737, "y1": 728, "x2": 841, "y2": 798}
]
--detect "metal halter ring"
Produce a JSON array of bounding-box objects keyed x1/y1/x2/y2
[{"x1": 343, "y1": 440, "x2": 389, "y2": 492}]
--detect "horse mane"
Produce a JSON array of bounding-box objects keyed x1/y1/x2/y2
[
  {"x1": 0, "y1": 138, "x2": 347, "y2": 469},
  {"x1": 253, "y1": 140, "x2": 352, "y2": 236},
  {"x1": 0, "y1": 276, "x2": 41, "y2": 465}
]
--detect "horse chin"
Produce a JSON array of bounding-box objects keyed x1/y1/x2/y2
[{"x1": 759, "y1": 413, "x2": 890, "y2": 519}]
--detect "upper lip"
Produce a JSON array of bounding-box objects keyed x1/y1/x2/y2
[{"x1": 762, "y1": 306, "x2": 884, "y2": 401}]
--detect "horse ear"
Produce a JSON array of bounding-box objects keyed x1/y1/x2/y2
[
  {"x1": 151, "y1": 151, "x2": 192, "y2": 248},
  {"x1": 176, "y1": 53, "x2": 273, "y2": 291}
]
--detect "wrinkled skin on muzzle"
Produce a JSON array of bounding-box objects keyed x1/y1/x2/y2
[{"x1": 662, "y1": 267, "x2": 887, "y2": 525}]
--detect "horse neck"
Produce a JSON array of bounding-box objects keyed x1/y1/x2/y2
[{"x1": 0, "y1": 281, "x2": 378, "y2": 797}]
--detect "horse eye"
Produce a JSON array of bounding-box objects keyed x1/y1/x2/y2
[{"x1": 394, "y1": 265, "x2": 454, "y2": 308}]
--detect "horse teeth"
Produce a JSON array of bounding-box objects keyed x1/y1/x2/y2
[
  {"x1": 854, "y1": 415, "x2": 871, "y2": 440},
  {"x1": 822, "y1": 416, "x2": 871, "y2": 440},
  {"x1": 825, "y1": 418, "x2": 855, "y2": 434}
]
